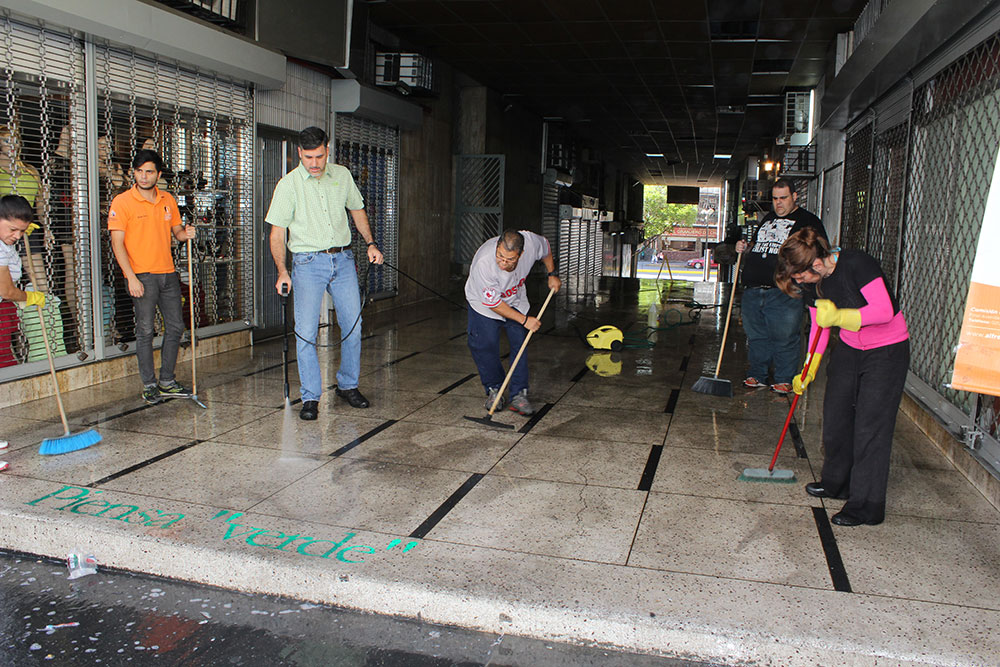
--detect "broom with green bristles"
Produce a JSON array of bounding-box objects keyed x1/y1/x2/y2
[
  {"x1": 738, "y1": 325, "x2": 825, "y2": 483},
  {"x1": 23, "y1": 247, "x2": 102, "y2": 455}
]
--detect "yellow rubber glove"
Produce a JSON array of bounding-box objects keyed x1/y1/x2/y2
[
  {"x1": 793, "y1": 352, "x2": 822, "y2": 395},
  {"x1": 24, "y1": 291, "x2": 45, "y2": 309},
  {"x1": 815, "y1": 299, "x2": 862, "y2": 332},
  {"x1": 24, "y1": 222, "x2": 39, "y2": 236}
]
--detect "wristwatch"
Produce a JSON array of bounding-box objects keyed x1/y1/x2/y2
[
  {"x1": 367, "y1": 241, "x2": 378, "y2": 248},
  {"x1": 547, "y1": 271, "x2": 558, "y2": 277}
]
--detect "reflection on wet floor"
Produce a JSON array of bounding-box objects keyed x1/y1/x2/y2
[{"x1": 1, "y1": 275, "x2": 998, "y2": 666}]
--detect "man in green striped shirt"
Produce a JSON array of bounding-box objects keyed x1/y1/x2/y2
[{"x1": 266, "y1": 127, "x2": 383, "y2": 421}]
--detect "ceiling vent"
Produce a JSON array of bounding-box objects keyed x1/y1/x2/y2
[
  {"x1": 710, "y1": 21, "x2": 758, "y2": 41},
  {"x1": 752, "y1": 59, "x2": 793, "y2": 74}
]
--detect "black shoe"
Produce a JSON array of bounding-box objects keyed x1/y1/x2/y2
[
  {"x1": 831, "y1": 511, "x2": 882, "y2": 526},
  {"x1": 335, "y1": 387, "x2": 370, "y2": 409},
  {"x1": 142, "y1": 386, "x2": 162, "y2": 405},
  {"x1": 805, "y1": 482, "x2": 848, "y2": 500},
  {"x1": 299, "y1": 400, "x2": 319, "y2": 421},
  {"x1": 157, "y1": 381, "x2": 190, "y2": 398}
]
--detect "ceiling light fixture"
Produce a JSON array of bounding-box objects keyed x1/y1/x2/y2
[
  {"x1": 645, "y1": 153, "x2": 664, "y2": 158},
  {"x1": 713, "y1": 154, "x2": 732, "y2": 159}
]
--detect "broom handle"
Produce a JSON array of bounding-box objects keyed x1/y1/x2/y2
[
  {"x1": 713, "y1": 249, "x2": 743, "y2": 377},
  {"x1": 487, "y1": 287, "x2": 556, "y2": 415},
  {"x1": 187, "y1": 236, "x2": 197, "y2": 396},
  {"x1": 22, "y1": 247, "x2": 70, "y2": 435},
  {"x1": 768, "y1": 324, "x2": 825, "y2": 472}
]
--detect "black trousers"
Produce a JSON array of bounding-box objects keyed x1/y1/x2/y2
[{"x1": 820, "y1": 338, "x2": 910, "y2": 523}]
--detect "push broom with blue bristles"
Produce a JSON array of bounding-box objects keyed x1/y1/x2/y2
[{"x1": 23, "y1": 248, "x2": 101, "y2": 454}]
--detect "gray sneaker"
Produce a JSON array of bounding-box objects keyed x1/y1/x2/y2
[
  {"x1": 485, "y1": 387, "x2": 506, "y2": 412},
  {"x1": 508, "y1": 389, "x2": 535, "y2": 416}
]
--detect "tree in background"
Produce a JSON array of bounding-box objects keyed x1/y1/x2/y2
[{"x1": 643, "y1": 185, "x2": 697, "y2": 238}]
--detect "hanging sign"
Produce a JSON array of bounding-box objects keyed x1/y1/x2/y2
[{"x1": 951, "y1": 143, "x2": 1000, "y2": 396}]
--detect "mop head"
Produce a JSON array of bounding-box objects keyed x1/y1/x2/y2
[
  {"x1": 692, "y1": 375, "x2": 733, "y2": 397},
  {"x1": 738, "y1": 467, "x2": 797, "y2": 483},
  {"x1": 39, "y1": 429, "x2": 102, "y2": 456}
]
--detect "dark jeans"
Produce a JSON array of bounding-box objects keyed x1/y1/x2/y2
[
  {"x1": 132, "y1": 272, "x2": 185, "y2": 388},
  {"x1": 741, "y1": 286, "x2": 804, "y2": 384},
  {"x1": 467, "y1": 308, "x2": 529, "y2": 396},
  {"x1": 821, "y1": 339, "x2": 910, "y2": 523}
]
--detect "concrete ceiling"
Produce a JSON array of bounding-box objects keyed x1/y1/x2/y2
[{"x1": 365, "y1": 0, "x2": 868, "y2": 186}]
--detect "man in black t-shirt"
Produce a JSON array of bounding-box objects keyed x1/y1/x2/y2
[{"x1": 735, "y1": 178, "x2": 827, "y2": 394}]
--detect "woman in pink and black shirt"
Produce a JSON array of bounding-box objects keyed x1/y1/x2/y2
[{"x1": 776, "y1": 227, "x2": 910, "y2": 526}]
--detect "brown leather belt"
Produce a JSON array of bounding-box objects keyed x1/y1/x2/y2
[{"x1": 322, "y1": 245, "x2": 350, "y2": 254}]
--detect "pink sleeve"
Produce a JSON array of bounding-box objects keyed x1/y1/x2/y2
[
  {"x1": 806, "y1": 307, "x2": 831, "y2": 357},
  {"x1": 858, "y1": 277, "x2": 896, "y2": 325}
]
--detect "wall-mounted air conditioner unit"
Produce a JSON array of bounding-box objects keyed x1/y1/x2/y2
[
  {"x1": 376, "y1": 53, "x2": 434, "y2": 93},
  {"x1": 785, "y1": 91, "x2": 813, "y2": 146}
]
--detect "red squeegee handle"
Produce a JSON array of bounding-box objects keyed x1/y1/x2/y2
[{"x1": 768, "y1": 325, "x2": 825, "y2": 473}]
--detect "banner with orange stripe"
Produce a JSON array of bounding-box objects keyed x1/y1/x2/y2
[{"x1": 952, "y1": 146, "x2": 1000, "y2": 396}]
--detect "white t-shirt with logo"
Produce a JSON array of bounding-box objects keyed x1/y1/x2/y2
[
  {"x1": 0, "y1": 241, "x2": 22, "y2": 301},
  {"x1": 465, "y1": 231, "x2": 550, "y2": 320}
]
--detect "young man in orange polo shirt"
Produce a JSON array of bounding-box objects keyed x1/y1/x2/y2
[{"x1": 109, "y1": 149, "x2": 196, "y2": 404}]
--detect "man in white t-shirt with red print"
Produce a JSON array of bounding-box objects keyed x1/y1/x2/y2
[{"x1": 464, "y1": 229, "x2": 560, "y2": 416}]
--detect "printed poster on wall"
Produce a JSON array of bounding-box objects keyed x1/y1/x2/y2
[{"x1": 951, "y1": 143, "x2": 1000, "y2": 396}]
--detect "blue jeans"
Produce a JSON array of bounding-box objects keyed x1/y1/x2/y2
[
  {"x1": 132, "y1": 272, "x2": 184, "y2": 387},
  {"x1": 741, "y1": 287, "x2": 804, "y2": 384},
  {"x1": 291, "y1": 250, "x2": 362, "y2": 402},
  {"x1": 467, "y1": 308, "x2": 529, "y2": 397}
]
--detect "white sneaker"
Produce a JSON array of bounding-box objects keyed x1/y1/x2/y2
[{"x1": 0, "y1": 461, "x2": 9, "y2": 472}]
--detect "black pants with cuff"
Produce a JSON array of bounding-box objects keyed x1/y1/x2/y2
[{"x1": 820, "y1": 338, "x2": 910, "y2": 524}]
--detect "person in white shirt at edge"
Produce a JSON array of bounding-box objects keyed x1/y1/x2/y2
[
  {"x1": 0, "y1": 195, "x2": 52, "y2": 472},
  {"x1": 464, "y1": 229, "x2": 561, "y2": 416}
]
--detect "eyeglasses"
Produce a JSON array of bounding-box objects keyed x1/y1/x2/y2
[{"x1": 495, "y1": 251, "x2": 520, "y2": 266}]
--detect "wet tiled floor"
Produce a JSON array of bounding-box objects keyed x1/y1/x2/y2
[{"x1": 1, "y1": 276, "x2": 998, "y2": 665}]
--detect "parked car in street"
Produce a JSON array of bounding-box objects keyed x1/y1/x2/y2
[{"x1": 686, "y1": 257, "x2": 719, "y2": 269}]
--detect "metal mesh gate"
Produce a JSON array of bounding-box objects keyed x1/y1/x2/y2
[
  {"x1": 837, "y1": 28, "x2": 1000, "y2": 469},
  {"x1": 333, "y1": 114, "x2": 399, "y2": 299},
  {"x1": 0, "y1": 17, "x2": 88, "y2": 370},
  {"x1": 541, "y1": 181, "x2": 559, "y2": 256},
  {"x1": 867, "y1": 121, "x2": 909, "y2": 291},
  {"x1": 558, "y1": 218, "x2": 602, "y2": 277},
  {"x1": 95, "y1": 45, "x2": 254, "y2": 352},
  {"x1": 901, "y1": 35, "x2": 1000, "y2": 428},
  {"x1": 0, "y1": 12, "x2": 254, "y2": 382},
  {"x1": 840, "y1": 122, "x2": 873, "y2": 250},
  {"x1": 454, "y1": 154, "x2": 504, "y2": 265},
  {"x1": 256, "y1": 131, "x2": 296, "y2": 337}
]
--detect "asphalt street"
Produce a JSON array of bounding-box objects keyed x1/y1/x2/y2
[{"x1": 0, "y1": 550, "x2": 718, "y2": 666}]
